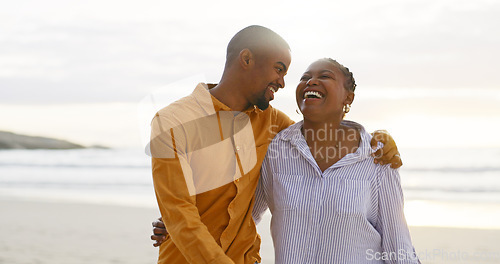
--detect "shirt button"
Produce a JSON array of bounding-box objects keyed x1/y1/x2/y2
[
  {"x1": 236, "y1": 146, "x2": 240, "y2": 151},
  {"x1": 235, "y1": 178, "x2": 240, "y2": 183}
]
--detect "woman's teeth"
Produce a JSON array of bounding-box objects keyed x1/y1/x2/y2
[{"x1": 304, "y1": 91, "x2": 323, "y2": 99}]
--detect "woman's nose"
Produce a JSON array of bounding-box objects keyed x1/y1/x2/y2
[{"x1": 306, "y1": 77, "x2": 318, "y2": 86}]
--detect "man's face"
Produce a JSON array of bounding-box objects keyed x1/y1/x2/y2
[{"x1": 249, "y1": 46, "x2": 291, "y2": 110}]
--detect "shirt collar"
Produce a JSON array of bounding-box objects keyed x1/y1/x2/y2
[
  {"x1": 281, "y1": 120, "x2": 379, "y2": 161},
  {"x1": 192, "y1": 82, "x2": 263, "y2": 114},
  {"x1": 280, "y1": 121, "x2": 304, "y2": 142},
  {"x1": 341, "y1": 120, "x2": 377, "y2": 158}
]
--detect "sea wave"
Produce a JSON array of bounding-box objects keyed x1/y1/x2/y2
[
  {"x1": 404, "y1": 186, "x2": 500, "y2": 193},
  {"x1": 0, "y1": 162, "x2": 149, "y2": 169},
  {"x1": 0, "y1": 181, "x2": 152, "y2": 188},
  {"x1": 402, "y1": 166, "x2": 500, "y2": 173}
]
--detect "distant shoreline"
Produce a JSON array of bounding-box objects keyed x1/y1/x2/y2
[{"x1": 0, "y1": 130, "x2": 107, "y2": 149}]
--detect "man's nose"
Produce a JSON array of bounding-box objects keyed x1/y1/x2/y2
[{"x1": 277, "y1": 76, "x2": 285, "y2": 89}]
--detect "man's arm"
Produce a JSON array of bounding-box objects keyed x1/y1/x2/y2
[
  {"x1": 371, "y1": 130, "x2": 402, "y2": 168},
  {"x1": 150, "y1": 115, "x2": 234, "y2": 264},
  {"x1": 152, "y1": 156, "x2": 275, "y2": 247}
]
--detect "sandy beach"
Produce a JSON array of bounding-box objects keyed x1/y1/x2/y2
[
  {"x1": 1, "y1": 199, "x2": 500, "y2": 264},
  {"x1": 0, "y1": 199, "x2": 159, "y2": 264}
]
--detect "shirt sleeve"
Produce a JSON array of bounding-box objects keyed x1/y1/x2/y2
[
  {"x1": 252, "y1": 154, "x2": 274, "y2": 225},
  {"x1": 150, "y1": 114, "x2": 234, "y2": 264},
  {"x1": 376, "y1": 166, "x2": 420, "y2": 264}
]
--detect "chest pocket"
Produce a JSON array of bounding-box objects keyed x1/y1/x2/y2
[
  {"x1": 334, "y1": 178, "x2": 370, "y2": 216},
  {"x1": 273, "y1": 173, "x2": 303, "y2": 211}
]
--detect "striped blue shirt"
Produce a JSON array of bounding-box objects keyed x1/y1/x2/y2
[{"x1": 253, "y1": 120, "x2": 420, "y2": 264}]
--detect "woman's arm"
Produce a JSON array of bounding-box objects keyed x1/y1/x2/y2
[
  {"x1": 252, "y1": 155, "x2": 274, "y2": 224},
  {"x1": 376, "y1": 166, "x2": 420, "y2": 264}
]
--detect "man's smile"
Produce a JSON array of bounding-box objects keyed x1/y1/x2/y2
[{"x1": 268, "y1": 85, "x2": 278, "y2": 100}]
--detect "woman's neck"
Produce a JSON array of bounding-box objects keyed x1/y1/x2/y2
[
  {"x1": 302, "y1": 119, "x2": 343, "y2": 146},
  {"x1": 302, "y1": 118, "x2": 359, "y2": 172}
]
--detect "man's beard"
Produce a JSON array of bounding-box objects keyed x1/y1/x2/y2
[{"x1": 254, "y1": 89, "x2": 270, "y2": 110}]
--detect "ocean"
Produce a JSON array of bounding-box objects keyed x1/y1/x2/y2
[
  {"x1": 1, "y1": 147, "x2": 500, "y2": 223},
  {"x1": 0, "y1": 148, "x2": 156, "y2": 208},
  {"x1": 1, "y1": 147, "x2": 500, "y2": 233},
  {"x1": 0, "y1": 148, "x2": 500, "y2": 225},
  {"x1": 2, "y1": 147, "x2": 500, "y2": 263}
]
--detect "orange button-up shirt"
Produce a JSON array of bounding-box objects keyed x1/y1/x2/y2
[{"x1": 149, "y1": 83, "x2": 293, "y2": 264}]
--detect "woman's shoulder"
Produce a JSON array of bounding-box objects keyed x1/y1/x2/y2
[
  {"x1": 340, "y1": 120, "x2": 370, "y2": 137},
  {"x1": 271, "y1": 121, "x2": 304, "y2": 143}
]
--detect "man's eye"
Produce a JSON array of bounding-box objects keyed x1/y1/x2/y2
[
  {"x1": 276, "y1": 67, "x2": 283, "y2": 73},
  {"x1": 300, "y1": 76, "x2": 309, "y2": 81}
]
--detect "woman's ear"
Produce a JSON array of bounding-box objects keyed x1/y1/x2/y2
[
  {"x1": 344, "y1": 91, "x2": 355, "y2": 105},
  {"x1": 239, "y1": 49, "x2": 254, "y2": 69}
]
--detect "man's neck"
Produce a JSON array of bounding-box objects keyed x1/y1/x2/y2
[{"x1": 209, "y1": 81, "x2": 251, "y2": 112}]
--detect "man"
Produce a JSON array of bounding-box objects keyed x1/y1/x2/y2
[{"x1": 148, "y1": 25, "x2": 401, "y2": 264}]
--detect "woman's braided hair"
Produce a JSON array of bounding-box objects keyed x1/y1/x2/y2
[{"x1": 319, "y1": 58, "x2": 357, "y2": 92}]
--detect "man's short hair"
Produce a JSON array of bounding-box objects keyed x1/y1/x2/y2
[{"x1": 225, "y1": 25, "x2": 290, "y2": 66}]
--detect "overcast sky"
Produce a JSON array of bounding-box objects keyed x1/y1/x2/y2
[
  {"x1": 1, "y1": 0, "x2": 500, "y2": 148},
  {"x1": 2, "y1": 0, "x2": 499, "y2": 103}
]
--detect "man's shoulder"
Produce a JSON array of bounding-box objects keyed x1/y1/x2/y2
[
  {"x1": 267, "y1": 105, "x2": 292, "y2": 120},
  {"x1": 155, "y1": 83, "x2": 212, "y2": 118},
  {"x1": 262, "y1": 105, "x2": 294, "y2": 136},
  {"x1": 156, "y1": 95, "x2": 196, "y2": 117},
  {"x1": 152, "y1": 93, "x2": 209, "y2": 132}
]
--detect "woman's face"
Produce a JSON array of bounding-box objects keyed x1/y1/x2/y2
[{"x1": 295, "y1": 60, "x2": 354, "y2": 122}]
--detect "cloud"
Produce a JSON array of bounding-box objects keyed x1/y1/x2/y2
[
  {"x1": 0, "y1": 19, "x2": 229, "y2": 103},
  {"x1": 1, "y1": 0, "x2": 499, "y2": 148},
  {"x1": 1, "y1": 0, "x2": 499, "y2": 104}
]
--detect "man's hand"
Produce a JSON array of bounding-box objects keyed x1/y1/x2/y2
[
  {"x1": 370, "y1": 130, "x2": 402, "y2": 169},
  {"x1": 151, "y1": 217, "x2": 168, "y2": 247}
]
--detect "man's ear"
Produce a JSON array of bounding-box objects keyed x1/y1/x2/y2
[{"x1": 239, "y1": 49, "x2": 254, "y2": 69}]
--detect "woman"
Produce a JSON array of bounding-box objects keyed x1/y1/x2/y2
[{"x1": 252, "y1": 58, "x2": 420, "y2": 263}]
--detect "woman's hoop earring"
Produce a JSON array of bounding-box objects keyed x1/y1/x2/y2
[{"x1": 343, "y1": 104, "x2": 351, "y2": 114}]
